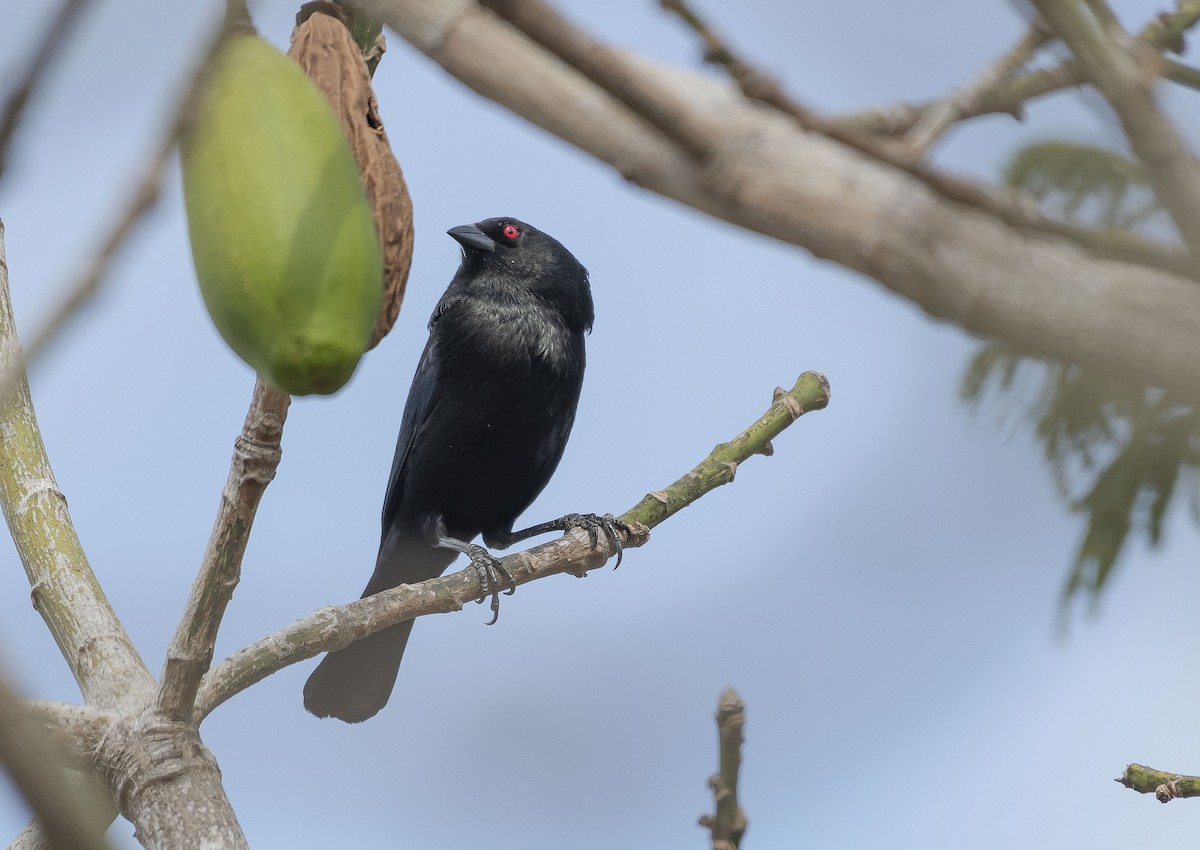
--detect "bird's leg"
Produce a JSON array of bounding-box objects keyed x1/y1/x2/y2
[
  {"x1": 424, "y1": 517, "x2": 513, "y2": 625},
  {"x1": 486, "y1": 513, "x2": 630, "y2": 569}
]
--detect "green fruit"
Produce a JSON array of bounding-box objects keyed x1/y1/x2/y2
[{"x1": 181, "y1": 33, "x2": 382, "y2": 395}]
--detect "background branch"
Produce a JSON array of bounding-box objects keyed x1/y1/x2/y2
[
  {"x1": 195, "y1": 372, "x2": 829, "y2": 719},
  {"x1": 24, "y1": 702, "x2": 113, "y2": 768},
  {"x1": 0, "y1": 17, "x2": 223, "y2": 406},
  {"x1": 1032, "y1": 0, "x2": 1200, "y2": 260},
  {"x1": 0, "y1": 0, "x2": 91, "y2": 180},
  {"x1": 0, "y1": 668, "x2": 111, "y2": 850},
  {"x1": 698, "y1": 688, "x2": 747, "y2": 850},
  {"x1": 903, "y1": 22, "x2": 1052, "y2": 157},
  {"x1": 368, "y1": 0, "x2": 1200, "y2": 397},
  {"x1": 479, "y1": 0, "x2": 718, "y2": 159}
]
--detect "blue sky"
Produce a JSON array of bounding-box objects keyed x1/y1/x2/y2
[{"x1": 3, "y1": 1, "x2": 1200, "y2": 847}]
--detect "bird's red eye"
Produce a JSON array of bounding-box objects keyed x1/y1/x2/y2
[{"x1": 502, "y1": 224, "x2": 520, "y2": 240}]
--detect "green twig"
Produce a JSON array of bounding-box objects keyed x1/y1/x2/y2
[
  {"x1": 1117, "y1": 763, "x2": 1200, "y2": 802},
  {"x1": 1139, "y1": 2, "x2": 1200, "y2": 53},
  {"x1": 195, "y1": 372, "x2": 830, "y2": 719},
  {"x1": 621, "y1": 371, "x2": 829, "y2": 528}
]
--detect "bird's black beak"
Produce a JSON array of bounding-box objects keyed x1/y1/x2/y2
[{"x1": 447, "y1": 224, "x2": 496, "y2": 253}]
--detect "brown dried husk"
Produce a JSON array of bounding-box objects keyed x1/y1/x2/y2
[{"x1": 289, "y1": 5, "x2": 413, "y2": 348}]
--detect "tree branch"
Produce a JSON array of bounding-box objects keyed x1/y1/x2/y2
[
  {"x1": 194, "y1": 372, "x2": 829, "y2": 720},
  {"x1": 659, "y1": 0, "x2": 1192, "y2": 278},
  {"x1": 0, "y1": 0, "x2": 91, "y2": 180},
  {"x1": 1117, "y1": 763, "x2": 1200, "y2": 802},
  {"x1": 0, "y1": 671, "x2": 111, "y2": 850},
  {"x1": 0, "y1": 220, "x2": 154, "y2": 709},
  {"x1": 156, "y1": 379, "x2": 289, "y2": 721},
  {"x1": 24, "y1": 701, "x2": 114, "y2": 768},
  {"x1": 1032, "y1": 0, "x2": 1200, "y2": 261},
  {"x1": 698, "y1": 688, "x2": 747, "y2": 850},
  {"x1": 841, "y1": 4, "x2": 1200, "y2": 136},
  {"x1": 479, "y1": 0, "x2": 718, "y2": 160},
  {"x1": 369, "y1": 0, "x2": 1200, "y2": 397},
  {"x1": 903, "y1": 22, "x2": 1052, "y2": 157},
  {"x1": 1138, "y1": 2, "x2": 1200, "y2": 53},
  {"x1": 0, "y1": 17, "x2": 224, "y2": 406}
]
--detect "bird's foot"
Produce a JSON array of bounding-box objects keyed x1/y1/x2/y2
[
  {"x1": 559, "y1": 513, "x2": 630, "y2": 569},
  {"x1": 466, "y1": 544, "x2": 515, "y2": 625}
]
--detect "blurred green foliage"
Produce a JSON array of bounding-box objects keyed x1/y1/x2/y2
[{"x1": 964, "y1": 141, "x2": 1194, "y2": 611}]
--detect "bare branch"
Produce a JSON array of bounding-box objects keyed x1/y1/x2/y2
[
  {"x1": 195, "y1": 372, "x2": 829, "y2": 719},
  {"x1": 156, "y1": 379, "x2": 289, "y2": 721},
  {"x1": 479, "y1": 0, "x2": 718, "y2": 159},
  {"x1": 1117, "y1": 763, "x2": 1200, "y2": 802},
  {"x1": 842, "y1": 4, "x2": 1200, "y2": 136},
  {"x1": 0, "y1": 220, "x2": 154, "y2": 709},
  {"x1": 0, "y1": 17, "x2": 225, "y2": 405},
  {"x1": 371, "y1": 0, "x2": 1200, "y2": 397},
  {"x1": 0, "y1": 0, "x2": 92, "y2": 179},
  {"x1": 1032, "y1": 0, "x2": 1200, "y2": 261},
  {"x1": 698, "y1": 688, "x2": 747, "y2": 850},
  {"x1": 840, "y1": 60, "x2": 1081, "y2": 137},
  {"x1": 660, "y1": 0, "x2": 1194, "y2": 276},
  {"x1": 904, "y1": 22, "x2": 1053, "y2": 157},
  {"x1": 0, "y1": 670, "x2": 112, "y2": 850}
]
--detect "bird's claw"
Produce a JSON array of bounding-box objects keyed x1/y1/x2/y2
[
  {"x1": 561, "y1": 512, "x2": 630, "y2": 569},
  {"x1": 466, "y1": 544, "x2": 514, "y2": 625}
]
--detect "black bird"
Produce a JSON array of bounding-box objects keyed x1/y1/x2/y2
[{"x1": 304, "y1": 217, "x2": 621, "y2": 723}]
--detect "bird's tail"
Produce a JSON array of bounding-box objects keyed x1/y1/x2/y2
[
  {"x1": 302, "y1": 620, "x2": 415, "y2": 723},
  {"x1": 303, "y1": 534, "x2": 456, "y2": 723}
]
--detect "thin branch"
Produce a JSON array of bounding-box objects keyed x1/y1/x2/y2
[
  {"x1": 841, "y1": 3, "x2": 1200, "y2": 137},
  {"x1": 904, "y1": 22, "x2": 1053, "y2": 158},
  {"x1": 1163, "y1": 56, "x2": 1200, "y2": 90},
  {"x1": 0, "y1": 670, "x2": 111, "y2": 850},
  {"x1": 479, "y1": 0, "x2": 719, "y2": 159},
  {"x1": 371, "y1": 0, "x2": 1200, "y2": 397},
  {"x1": 0, "y1": 220, "x2": 154, "y2": 709},
  {"x1": 840, "y1": 60, "x2": 1081, "y2": 137},
  {"x1": 698, "y1": 688, "x2": 747, "y2": 850},
  {"x1": 156, "y1": 379, "x2": 289, "y2": 721},
  {"x1": 1117, "y1": 763, "x2": 1200, "y2": 802},
  {"x1": 195, "y1": 372, "x2": 830, "y2": 719},
  {"x1": 1031, "y1": 0, "x2": 1200, "y2": 261},
  {"x1": 660, "y1": 0, "x2": 1193, "y2": 278},
  {"x1": 660, "y1": 0, "x2": 825, "y2": 128},
  {"x1": 622, "y1": 373, "x2": 829, "y2": 527},
  {"x1": 0, "y1": 17, "x2": 225, "y2": 406},
  {"x1": 0, "y1": 0, "x2": 92, "y2": 180}
]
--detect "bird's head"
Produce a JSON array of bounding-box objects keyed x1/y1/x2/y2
[{"x1": 447, "y1": 217, "x2": 594, "y2": 332}]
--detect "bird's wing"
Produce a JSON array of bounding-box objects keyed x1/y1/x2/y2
[{"x1": 379, "y1": 333, "x2": 439, "y2": 532}]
